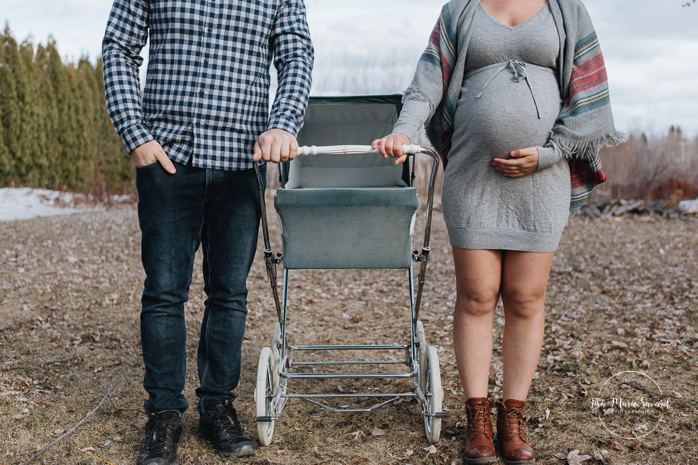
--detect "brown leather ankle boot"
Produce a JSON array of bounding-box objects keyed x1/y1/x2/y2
[
  {"x1": 463, "y1": 397, "x2": 496, "y2": 464},
  {"x1": 496, "y1": 399, "x2": 535, "y2": 464}
]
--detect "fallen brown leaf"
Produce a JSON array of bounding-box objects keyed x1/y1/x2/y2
[{"x1": 599, "y1": 438, "x2": 625, "y2": 451}]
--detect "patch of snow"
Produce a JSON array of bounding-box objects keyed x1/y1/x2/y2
[
  {"x1": 0, "y1": 188, "x2": 99, "y2": 222},
  {"x1": 678, "y1": 198, "x2": 698, "y2": 214}
]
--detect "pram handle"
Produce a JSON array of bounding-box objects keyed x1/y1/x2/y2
[
  {"x1": 254, "y1": 145, "x2": 441, "y2": 325},
  {"x1": 297, "y1": 144, "x2": 423, "y2": 156}
]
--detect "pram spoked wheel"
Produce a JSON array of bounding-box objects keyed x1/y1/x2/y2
[
  {"x1": 422, "y1": 346, "x2": 443, "y2": 444},
  {"x1": 255, "y1": 347, "x2": 277, "y2": 446}
]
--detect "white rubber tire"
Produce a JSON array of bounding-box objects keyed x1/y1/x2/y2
[
  {"x1": 416, "y1": 320, "x2": 427, "y2": 390},
  {"x1": 423, "y1": 345, "x2": 443, "y2": 444},
  {"x1": 271, "y1": 323, "x2": 282, "y2": 392},
  {"x1": 256, "y1": 347, "x2": 275, "y2": 446}
]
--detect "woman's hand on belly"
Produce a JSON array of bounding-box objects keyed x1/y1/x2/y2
[{"x1": 492, "y1": 147, "x2": 539, "y2": 177}]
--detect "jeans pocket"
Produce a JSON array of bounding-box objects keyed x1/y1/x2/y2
[
  {"x1": 136, "y1": 162, "x2": 168, "y2": 198},
  {"x1": 135, "y1": 161, "x2": 160, "y2": 170}
]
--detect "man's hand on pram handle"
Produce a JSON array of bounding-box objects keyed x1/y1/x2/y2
[
  {"x1": 372, "y1": 133, "x2": 412, "y2": 165},
  {"x1": 253, "y1": 128, "x2": 299, "y2": 163}
]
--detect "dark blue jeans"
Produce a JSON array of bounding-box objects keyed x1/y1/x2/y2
[{"x1": 136, "y1": 160, "x2": 265, "y2": 414}]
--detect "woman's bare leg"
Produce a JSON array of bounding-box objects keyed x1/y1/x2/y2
[
  {"x1": 452, "y1": 248, "x2": 503, "y2": 399},
  {"x1": 500, "y1": 251, "x2": 554, "y2": 401}
]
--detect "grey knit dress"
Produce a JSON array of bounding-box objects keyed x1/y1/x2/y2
[{"x1": 399, "y1": 3, "x2": 571, "y2": 252}]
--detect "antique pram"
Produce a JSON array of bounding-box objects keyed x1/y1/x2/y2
[{"x1": 252, "y1": 95, "x2": 449, "y2": 445}]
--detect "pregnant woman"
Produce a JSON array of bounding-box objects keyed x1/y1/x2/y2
[{"x1": 373, "y1": 0, "x2": 623, "y2": 463}]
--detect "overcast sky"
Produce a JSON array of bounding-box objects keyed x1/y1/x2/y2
[{"x1": 3, "y1": 0, "x2": 698, "y2": 136}]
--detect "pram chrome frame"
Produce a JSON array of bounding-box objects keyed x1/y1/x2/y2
[{"x1": 253, "y1": 144, "x2": 450, "y2": 445}]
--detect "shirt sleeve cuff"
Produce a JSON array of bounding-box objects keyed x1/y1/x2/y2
[
  {"x1": 267, "y1": 113, "x2": 302, "y2": 137},
  {"x1": 120, "y1": 124, "x2": 154, "y2": 155},
  {"x1": 536, "y1": 144, "x2": 563, "y2": 171}
]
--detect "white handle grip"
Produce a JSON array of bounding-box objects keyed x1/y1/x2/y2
[
  {"x1": 296, "y1": 145, "x2": 370, "y2": 156},
  {"x1": 400, "y1": 144, "x2": 423, "y2": 154},
  {"x1": 297, "y1": 144, "x2": 423, "y2": 156}
]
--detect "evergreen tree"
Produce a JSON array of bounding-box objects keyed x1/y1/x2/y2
[
  {"x1": 0, "y1": 26, "x2": 133, "y2": 193},
  {"x1": 77, "y1": 57, "x2": 100, "y2": 192},
  {"x1": 16, "y1": 38, "x2": 44, "y2": 185},
  {"x1": 0, "y1": 27, "x2": 21, "y2": 185},
  {"x1": 61, "y1": 62, "x2": 88, "y2": 190},
  {"x1": 89, "y1": 58, "x2": 133, "y2": 194},
  {"x1": 45, "y1": 40, "x2": 78, "y2": 189},
  {"x1": 4, "y1": 30, "x2": 34, "y2": 183},
  {"x1": 34, "y1": 42, "x2": 61, "y2": 188}
]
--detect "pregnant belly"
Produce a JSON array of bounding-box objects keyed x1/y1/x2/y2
[{"x1": 451, "y1": 62, "x2": 562, "y2": 159}]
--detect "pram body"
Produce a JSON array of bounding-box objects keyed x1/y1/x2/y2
[{"x1": 253, "y1": 95, "x2": 448, "y2": 445}]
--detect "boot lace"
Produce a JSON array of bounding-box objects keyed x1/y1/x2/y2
[
  {"x1": 502, "y1": 405, "x2": 528, "y2": 443},
  {"x1": 466, "y1": 403, "x2": 490, "y2": 438}
]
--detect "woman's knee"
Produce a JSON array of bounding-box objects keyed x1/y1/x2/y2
[
  {"x1": 501, "y1": 285, "x2": 546, "y2": 318},
  {"x1": 499, "y1": 250, "x2": 553, "y2": 318},
  {"x1": 455, "y1": 288, "x2": 499, "y2": 318}
]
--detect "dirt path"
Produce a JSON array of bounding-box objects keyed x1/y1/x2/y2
[{"x1": 1, "y1": 205, "x2": 696, "y2": 464}]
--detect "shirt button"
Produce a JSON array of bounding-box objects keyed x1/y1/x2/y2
[
  {"x1": 204, "y1": 59, "x2": 209, "y2": 64},
  {"x1": 208, "y1": 28, "x2": 212, "y2": 33},
  {"x1": 196, "y1": 120, "x2": 201, "y2": 126},
  {"x1": 199, "y1": 89, "x2": 205, "y2": 95}
]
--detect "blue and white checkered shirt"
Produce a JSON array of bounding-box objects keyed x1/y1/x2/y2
[{"x1": 103, "y1": 0, "x2": 314, "y2": 171}]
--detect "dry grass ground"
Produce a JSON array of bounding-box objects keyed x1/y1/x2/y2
[{"x1": 1, "y1": 203, "x2": 697, "y2": 465}]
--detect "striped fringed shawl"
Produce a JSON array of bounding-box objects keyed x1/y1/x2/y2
[{"x1": 407, "y1": 0, "x2": 625, "y2": 216}]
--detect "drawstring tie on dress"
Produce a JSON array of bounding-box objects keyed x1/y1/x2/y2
[{"x1": 477, "y1": 59, "x2": 542, "y2": 119}]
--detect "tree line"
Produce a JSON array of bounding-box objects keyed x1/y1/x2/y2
[{"x1": 0, "y1": 26, "x2": 131, "y2": 196}]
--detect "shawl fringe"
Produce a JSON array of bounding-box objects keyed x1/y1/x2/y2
[{"x1": 552, "y1": 130, "x2": 627, "y2": 160}]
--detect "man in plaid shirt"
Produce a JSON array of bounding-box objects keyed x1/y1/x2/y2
[{"x1": 102, "y1": 0, "x2": 313, "y2": 463}]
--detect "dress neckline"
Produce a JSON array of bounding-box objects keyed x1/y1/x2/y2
[{"x1": 478, "y1": 1, "x2": 550, "y2": 30}]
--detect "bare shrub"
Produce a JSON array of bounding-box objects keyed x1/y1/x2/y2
[{"x1": 595, "y1": 128, "x2": 698, "y2": 202}]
